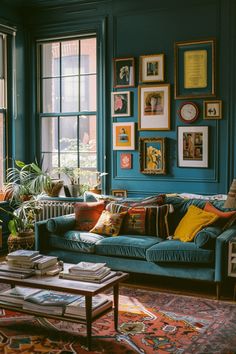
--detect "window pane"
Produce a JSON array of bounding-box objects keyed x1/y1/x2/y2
[
  {"x1": 0, "y1": 79, "x2": 4, "y2": 108},
  {"x1": 42, "y1": 153, "x2": 58, "y2": 173},
  {"x1": 42, "y1": 78, "x2": 60, "y2": 113},
  {"x1": 80, "y1": 74, "x2": 96, "y2": 111},
  {"x1": 61, "y1": 77, "x2": 79, "y2": 112},
  {"x1": 79, "y1": 115, "x2": 97, "y2": 169},
  {"x1": 42, "y1": 42, "x2": 60, "y2": 77},
  {"x1": 60, "y1": 153, "x2": 78, "y2": 168},
  {"x1": 81, "y1": 38, "x2": 96, "y2": 74},
  {"x1": 41, "y1": 117, "x2": 58, "y2": 152},
  {"x1": 61, "y1": 40, "x2": 79, "y2": 76},
  {"x1": 59, "y1": 116, "x2": 78, "y2": 153},
  {"x1": 0, "y1": 113, "x2": 4, "y2": 189}
]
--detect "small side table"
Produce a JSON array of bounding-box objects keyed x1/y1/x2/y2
[
  {"x1": 8, "y1": 234, "x2": 35, "y2": 253},
  {"x1": 228, "y1": 238, "x2": 236, "y2": 300}
]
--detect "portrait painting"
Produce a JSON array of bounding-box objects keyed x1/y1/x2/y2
[
  {"x1": 139, "y1": 54, "x2": 164, "y2": 83},
  {"x1": 113, "y1": 122, "x2": 135, "y2": 150}
]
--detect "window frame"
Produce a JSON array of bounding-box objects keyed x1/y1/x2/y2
[{"x1": 37, "y1": 34, "x2": 98, "y2": 174}]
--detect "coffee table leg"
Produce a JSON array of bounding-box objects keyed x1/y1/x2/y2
[
  {"x1": 113, "y1": 283, "x2": 119, "y2": 330},
  {"x1": 85, "y1": 295, "x2": 92, "y2": 350}
]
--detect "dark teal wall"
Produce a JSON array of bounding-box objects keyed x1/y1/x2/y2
[{"x1": 1, "y1": 0, "x2": 236, "y2": 196}]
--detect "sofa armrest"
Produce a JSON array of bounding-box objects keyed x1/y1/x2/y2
[
  {"x1": 214, "y1": 225, "x2": 236, "y2": 282},
  {"x1": 34, "y1": 214, "x2": 76, "y2": 252}
]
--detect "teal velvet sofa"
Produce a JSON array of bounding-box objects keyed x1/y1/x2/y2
[{"x1": 34, "y1": 195, "x2": 236, "y2": 298}]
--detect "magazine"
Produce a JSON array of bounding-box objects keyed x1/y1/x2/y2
[
  {"x1": 59, "y1": 270, "x2": 117, "y2": 283},
  {"x1": 65, "y1": 295, "x2": 112, "y2": 319}
]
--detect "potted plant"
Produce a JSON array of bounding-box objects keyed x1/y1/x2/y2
[
  {"x1": 0, "y1": 197, "x2": 42, "y2": 237},
  {"x1": 4, "y1": 160, "x2": 63, "y2": 201},
  {"x1": 54, "y1": 167, "x2": 92, "y2": 197}
]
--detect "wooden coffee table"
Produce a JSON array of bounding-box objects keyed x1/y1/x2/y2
[{"x1": 0, "y1": 263, "x2": 129, "y2": 350}]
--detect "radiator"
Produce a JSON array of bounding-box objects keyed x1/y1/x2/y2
[{"x1": 36, "y1": 201, "x2": 75, "y2": 221}]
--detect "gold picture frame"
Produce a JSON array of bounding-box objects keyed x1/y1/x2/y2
[
  {"x1": 139, "y1": 137, "x2": 166, "y2": 174},
  {"x1": 139, "y1": 53, "x2": 164, "y2": 83},
  {"x1": 203, "y1": 100, "x2": 222, "y2": 119},
  {"x1": 138, "y1": 84, "x2": 170, "y2": 131},
  {"x1": 174, "y1": 39, "x2": 216, "y2": 99},
  {"x1": 111, "y1": 189, "x2": 127, "y2": 198}
]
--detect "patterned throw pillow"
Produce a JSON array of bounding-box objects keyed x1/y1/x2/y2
[
  {"x1": 145, "y1": 204, "x2": 174, "y2": 239},
  {"x1": 90, "y1": 210, "x2": 127, "y2": 236},
  {"x1": 106, "y1": 194, "x2": 165, "y2": 213},
  {"x1": 74, "y1": 201, "x2": 105, "y2": 231},
  {"x1": 121, "y1": 207, "x2": 146, "y2": 235}
]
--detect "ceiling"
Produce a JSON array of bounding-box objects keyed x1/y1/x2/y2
[{"x1": 2, "y1": 0, "x2": 101, "y2": 10}]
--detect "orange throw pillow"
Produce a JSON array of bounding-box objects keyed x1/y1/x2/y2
[
  {"x1": 204, "y1": 202, "x2": 236, "y2": 229},
  {"x1": 74, "y1": 201, "x2": 105, "y2": 231}
]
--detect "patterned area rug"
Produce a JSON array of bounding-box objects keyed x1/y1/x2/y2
[{"x1": 0, "y1": 285, "x2": 235, "y2": 354}]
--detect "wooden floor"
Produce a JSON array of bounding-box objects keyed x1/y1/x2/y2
[{"x1": 123, "y1": 273, "x2": 235, "y2": 302}]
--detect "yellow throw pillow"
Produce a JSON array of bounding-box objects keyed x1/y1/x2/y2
[
  {"x1": 90, "y1": 210, "x2": 127, "y2": 236},
  {"x1": 173, "y1": 205, "x2": 219, "y2": 242}
]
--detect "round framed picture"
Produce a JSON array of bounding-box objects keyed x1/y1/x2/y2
[{"x1": 178, "y1": 102, "x2": 199, "y2": 123}]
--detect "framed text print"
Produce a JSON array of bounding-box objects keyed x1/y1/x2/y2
[
  {"x1": 138, "y1": 84, "x2": 170, "y2": 130},
  {"x1": 178, "y1": 126, "x2": 208, "y2": 168},
  {"x1": 113, "y1": 122, "x2": 135, "y2": 150},
  {"x1": 174, "y1": 39, "x2": 216, "y2": 99}
]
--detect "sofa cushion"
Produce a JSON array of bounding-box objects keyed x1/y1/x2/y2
[
  {"x1": 74, "y1": 201, "x2": 105, "y2": 231},
  {"x1": 146, "y1": 240, "x2": 214, "y2": 264},
  {"x1": 173, "y1": 205, "x2": 219, "y2": 242},
  {"x1": 194, "y1": 226, "x2": 222, "y2": 249},
  {"x1": 90, "y1": 210, "x2": 127, "y2": 236},
  {"x1": 47, "y1": 231, "x2": 104, "y2": 253},
  {"x1": 46, "y1": 215, "x2": 76, "y2": 233},
  {"x1": 95, "y1": 235, "x2": 160, "y2": 259}
]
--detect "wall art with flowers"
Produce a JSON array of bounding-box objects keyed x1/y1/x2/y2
[
  {"x1": 111, "y1": 91, "x2": 131, "y2": 117},
  {"x1": 113, "y1": 57, "x2": 135, "y2": 88}
]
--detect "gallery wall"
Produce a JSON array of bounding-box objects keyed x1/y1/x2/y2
[{"x1": 1, "y1": 0, "x2": 236, "y2": 196}]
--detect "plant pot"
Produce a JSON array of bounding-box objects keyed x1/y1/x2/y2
[
  {"x1": 64, "y1": 184, "x2": 81, "y2": 197},
  {"x1": 45, "y1": 180, "x2": 64, "y2": 197}
]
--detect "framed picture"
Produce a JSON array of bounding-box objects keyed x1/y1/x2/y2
[
  {"x1": 113, "y1": 57, "x2": 135, "y2": 88},
  {"x1": 138, "y1": 84, "x2": 170, "y2": 131},
  {"x1": 203, "y1": 100, "x2": 222, "y2": 119},
  {"x1": 120, "y1": 153, "x2": 132, "y2": 169},
  {"x1": 178, "y1": 126, "x2": 208, "y2": 168},
  {"x1": 139, "y1": 137, "x2": 166, "y2": 174},
  {"x1": 139, "y1": 54, "x2": 164, "y2": 83},
  {"x1": 174, "y1": 39, "x2": 216, "y2": 99},
  {"x1": 113, "y1": 122, "x2": 135, "y2": 150},
  {"x1": 111, "y1": 189, "x2": 127, "y2": 198},
  {"x1": 111, "y1": 91, "x2": 131, "y2": 117}
]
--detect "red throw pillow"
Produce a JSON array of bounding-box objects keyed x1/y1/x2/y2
[
  {"x1": 74, "y1": 201, "x2": 105, "y2": 231},
  {"x1": 204, "y1": 202, "x2": 236, "y2": 229}
]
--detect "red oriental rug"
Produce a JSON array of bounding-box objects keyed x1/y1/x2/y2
[{"x1": 0, "y1": 285, "x2": 235, "y2": 353}]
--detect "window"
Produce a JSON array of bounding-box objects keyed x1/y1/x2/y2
[
  {"x1": 0, "y1": 33, "x2": 7, "y2": 190},
  {"x1": 38, "y1": 36, "x2": 97, "y2": 183}
]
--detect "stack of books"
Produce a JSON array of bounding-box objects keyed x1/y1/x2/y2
[
  {"x1": 64, "y1": 294, "x2": 112, "y2": 319},
  {"x1": 59, "y1": 262, "x2": 116, "y2": 283},
  {"x1": 0, "y1": 286, "x2": 41, "y2": 307},
  {"x1": 2, "y1": 250, "x2": 63, "y2": 277},
  {"x1": 22, "y1": 290, "x2": 81, "y2": 315}
]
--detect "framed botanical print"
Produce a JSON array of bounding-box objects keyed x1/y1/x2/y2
[
  {"x1": 139, "y1": 54, "x2": 164, "y2": 83},
  {"x1": 113, "y1": 122, "x2": 135, "y2": 150},
  {"x1": 178, "y1": 126, "x2": 208, "y2": 168},
  {"x1": 174, "y1": 39, "x2": 216, "y2": 99},
  {"x1": 111, "y1": 91, "x2": 131, "y2": 117},
  {"x1": 138, "y1": 84, "x2": 170, "y2": 130},
  {"x1": 113, "y1": 57, "x2": 135, "y2": 88},
  {"x1": 139, "y1": 137, "x2": 166, "y2": 174},
  {"x1": 203, "y1": 100, "x2": 222, "y2": 119}
]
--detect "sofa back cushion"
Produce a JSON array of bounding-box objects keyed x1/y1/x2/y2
[{"x1": 74, "y1": 201, "x2": 105, "y2": 231}]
